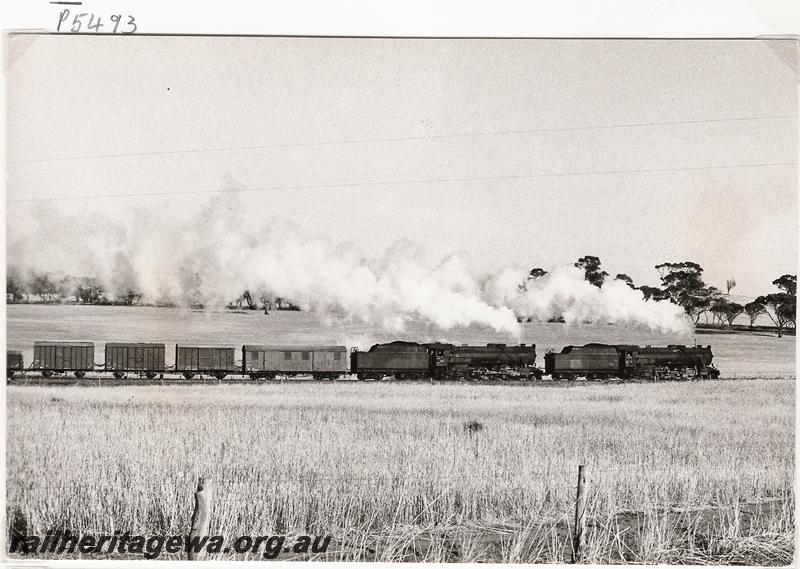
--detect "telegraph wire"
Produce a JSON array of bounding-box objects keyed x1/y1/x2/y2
[
  {"x1": 8, "y1": 161, "x2": 796, "y2": 203},
  {"x1": 8, "y1": 114, "x2": 797, "y2": 165}
]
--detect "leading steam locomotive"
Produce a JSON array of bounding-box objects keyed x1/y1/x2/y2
[
  {"x1": 6, "y1": 339, "x2": 720, "y2": 381},
  {"x1": 544, "y1": 343, "x2": 720, "y2": 380}
]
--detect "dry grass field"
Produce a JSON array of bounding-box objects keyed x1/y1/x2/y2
[{"x1": 6, "y1": 379, "x2": 795, "y2": 563}]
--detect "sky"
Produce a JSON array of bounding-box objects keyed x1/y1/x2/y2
[{"x1": 6, "y1": 36, "x2": 798, "y2": 297}]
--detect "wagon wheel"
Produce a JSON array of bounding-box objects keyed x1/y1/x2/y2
[
  {"x1": 183, "y1": 372, "x2": 195, "y2": 380},
  {"x1": 74, "y1": 371, "x2": 86, "y2": 379},
  {"x1": 42, "y1": 371, "x2": 54, "y2": 378},
  {"x1": 213, "y1": 371, "x2": 227, "y2": 380},
  {"x1": 145, "y1": 371, "x2": 158, "y2": 379},
  {"x1": 113, "y1": 371, "x2": 126, "y2": 379}
]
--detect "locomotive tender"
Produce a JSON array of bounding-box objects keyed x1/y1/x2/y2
[
  {"x1": 350, "y1": 341, "x2": 431, "y2": 380},
  {"x1": 7, "y1": 339, "x2": 720, "y2": 381}
]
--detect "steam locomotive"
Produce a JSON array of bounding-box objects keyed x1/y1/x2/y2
[
  {"x1": 544, "y1": 343, "x2": 720, "y2": 380},
  {"x1": 6, "y1": 339, "x2": 719, "y2": 381},
  {"x1": 351, "y1": 341, "x2": 541, "y2": 380}
]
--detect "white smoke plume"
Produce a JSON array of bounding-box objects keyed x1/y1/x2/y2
[
  {"x1": 8, "y1": 192, "x2": 691, "y2": 335},
  {"x1": 483, "y1": 265, "x2": 691, "y2": 333}
]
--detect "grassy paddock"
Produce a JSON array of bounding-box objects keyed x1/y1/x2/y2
[{"x1": 6, "y1": 380, "x2": 795, "y2": 563}]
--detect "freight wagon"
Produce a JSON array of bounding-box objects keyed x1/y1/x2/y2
[
  {"x1": 175, "y1": 345, "x2": 237, "y2": 379},
  {"x1": 32, "y1": 341, "x2": 94, "y2": 378},
  {"x1": 7, "y1": 350, "x2": 23, "y2": 378},
  {"x1": 105, "y1": 343, "x2": 166, "y2": 379},
  {"x1": 351, "y1": 341, "x2": 432, "y2": 380},
  {"x1": 242, "y1": 345, "x2": 347, "y2": 379}
]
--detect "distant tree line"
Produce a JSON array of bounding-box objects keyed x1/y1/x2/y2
[
  {"x1": 523, "y1": 256, "x2": 796, "y2": 336},
  {"x1": 6, "y1": 270, "x2": 138, "y2": 305},
  {"x1": 6, "y1": 268, "x2": 299, "y2": 311},
  {"x1": 230, "y1": 290, "x2": 300, "y2": 313}
]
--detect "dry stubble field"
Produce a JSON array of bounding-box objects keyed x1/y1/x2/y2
[{"x1": 6, "y1": 379, "x2": 795, "y2": 563}]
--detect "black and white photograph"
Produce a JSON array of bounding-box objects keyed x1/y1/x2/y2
[{"x1": 3, "y1": 16, "x2": 797, "y2": 564}]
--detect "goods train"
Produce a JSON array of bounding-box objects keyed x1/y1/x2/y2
[{"x1": 6, "y1": 339, "x2": 720, "y2": 381}]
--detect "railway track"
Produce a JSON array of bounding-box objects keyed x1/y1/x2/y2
[{"x1": 6, "y1": 373, "x2": 756, "y2": 387}]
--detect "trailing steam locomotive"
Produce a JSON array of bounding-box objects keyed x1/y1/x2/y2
[{"x1": 6, "y1": 339, "x2": 720, "y2": 381}]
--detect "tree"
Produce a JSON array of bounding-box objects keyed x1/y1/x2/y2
[
  {"x1": 518, "y1": 267, "x2": 548, "y2": 292},
  {"x1": 56, "y1": 275, "x2": 76, "y2": 303},
  {"x1": 711, "y1": 298, "x2": 744, "y2": 327},
  {"x1": 28, "y1": 272, "x2": 59, "y2": 302},
  {"x1": 614, "y1": 274, "x2": 635, "y2": 288},
  {"x1": 709, "y1": 299, "x2": 727, "y2": 326},
  {"x1": 575, "y1": 255, "x2": 608, "y2": 288},
  {"x1": 756, "y1": 274, "x2": 797, "y2": 337},
  {"x1": 722, "y1": 302, "x2": 744, "y2": 327},
  {"x1": 755, "y1": 293, "x2": 793, "y2": 337},
  {"x1": 744, "y1": 301, "x2": 766, "y2": 328},
  {"x1": 75, "y1": 277, "x2": 104, "y2": 304},
  {"x1": 116, "y1": 291, "x2": 142, "y2": 305},
  {"x1": 772, "y1": 274, "x2": 796, "y2": 296},
  {"x1": 6, "y1": 268, "x2": 26, "y2": 301},
  {"x1": 778, "y1": 296, "x2": 796, "y2": 328},
  {"x1": 637, "y1": 285, "x2": 669, "y2": 301},
  {"x1": 235, "y1": 290, "x2": 256, "y2": 309},
  {"x1": 655, "y1": 261, "x2": 719, "y2": 324},
  {"x1": 725, "y1": 277, "x2": 736, "y2": 295}
]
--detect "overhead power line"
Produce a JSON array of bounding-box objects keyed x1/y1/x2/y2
[
  {"x1": 9, "y1": 161, "x2": 796, "y2": 203},
  {"x1": 8, "y1": 114, "x2": 797, "y2": 165}
]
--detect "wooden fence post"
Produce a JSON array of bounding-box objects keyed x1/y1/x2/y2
[
  {"x1": 187, "y1": 477, "x2": 214, "y2": 560},
  {"x1": 572, "y1": 465, "x2": 588, "y2": 563}
]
